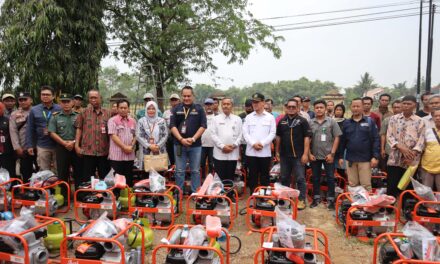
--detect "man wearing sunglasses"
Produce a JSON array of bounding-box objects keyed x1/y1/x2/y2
[{"x1": 275, "y1": 98, "x2": 312, "y2": 210}]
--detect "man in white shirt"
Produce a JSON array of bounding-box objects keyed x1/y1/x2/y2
[
  {"x1": 243, "y1": 93, "x2": 276, "y2": 193},
  {"x1": 211, "y1": 98, "x2": 242, "y2": 181},
  {"x1": 201, "y1": 98, "x2": 215, "y2": 178},
  {"x1": 293, "y1": 95, "x2": 311, "y2": 122}
]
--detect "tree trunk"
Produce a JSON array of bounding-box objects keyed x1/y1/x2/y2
[{"x1": 156, "y1": 81, "x2": 165, "y2": 112}]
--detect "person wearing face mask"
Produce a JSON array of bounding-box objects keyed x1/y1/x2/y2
[{"x1": 136, "y1": 101, "x2": 168, "y2": 173}]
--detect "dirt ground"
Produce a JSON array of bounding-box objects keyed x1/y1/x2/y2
[{"x1": 58, "y1": 193, "x2": 376, "y2": 264}]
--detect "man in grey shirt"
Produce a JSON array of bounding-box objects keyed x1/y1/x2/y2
[{"x1": 309, "y1": 100, "x2": 342, "y2": 210}]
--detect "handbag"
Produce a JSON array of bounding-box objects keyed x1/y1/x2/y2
[{"x1": 144, "y1": 153, "x2": 169, "y2": 172}]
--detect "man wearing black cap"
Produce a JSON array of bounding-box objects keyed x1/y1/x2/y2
[
  {"x1": 73, "y1": 94, "x2": 84, "y2": 113},
  {"x1": 9, "y1": 92, "x2": 34, "y2": 181},
  {"x1": 239, "y1": 99, "x2": 253, "y2": 121},
  {"x1": 386, "y1": 95, "x2": 425, "y2": 198},
  {"x1": 243, "y1": 93, "x2": 276, "y2": 193},
  {"x1": 48, "y1": 94, "x2": 80, "y2": 188},
  {"x1": 302, "y1": 96, "x2": 315, "y2": 119}
]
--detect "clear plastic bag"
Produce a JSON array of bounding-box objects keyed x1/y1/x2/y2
[
  {"x1": 273, "y1": 182, "x2": 300, "y2": 200},
  {"x1": 411, "y1": 177, "x2": 438, "y2": 209},
  {"x1": 348, "y1": 186, "x2": 370, "y2": 205},
  {"x1": 183, "y1": 225, "x2": 207, "y2": 264},
  {"x1": 104, "y1": 168, "x2": 115, "y2": 187},
  {"x1": 149, "y1": 169, "x2": 166, "y2": 193},
  {"x1": 0, "y1": 168, "x2": 10, "y2": 189},
  {"x1": 402, "y1": 221, "x2": 440, "y2": 261},
  {"x1": 270, "y1": 164, "x2": 281, "y2": 176},
  {"x1": 275, "y1": 206, "x2": 305, "y2": 259},
  {"x1": 114, "y1": 174, "x2": 127, "y2": 189},
  {"x1": 82, "y1": 212, "x2": 118, "y2": 238},
  {"x1": 0, "y1": 207, "x2": 38, "y2": 251},
  {"x1": 207, "y1": 173, "x2": 223, "y2": 195},
  {"x1": 29, "y1": 170, "x2": 57, "y2": 187},
  {"x1": 234, "y1": 162, "x2": 242, "y2": 176}
]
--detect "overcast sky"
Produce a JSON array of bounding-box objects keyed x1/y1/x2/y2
[{"x1": 104, "y1": 0, "x2": 439, "y2": 90}]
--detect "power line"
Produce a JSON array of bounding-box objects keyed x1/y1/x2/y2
[
  {"x1": 275, "y1": 11, "x2": 433, "y2": 31},
  {"x1": 259, "y1": 0, "x2": 423, "y2": 20},
  {"x1": 271, "y1": 6, "x2": 426, "y2": 28}
]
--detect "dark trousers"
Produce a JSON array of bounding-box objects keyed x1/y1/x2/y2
[
  {"x1": 20, "y1": 153, "x2": 37, "y2": 182},
  {"x1": 311, "y1": 160, "x2": 335, "y2": 201},
  {"x1": 387, "y1": 165, "x2": 406, "y2": 198},
  {"x1": 55, "y1": 145, "x2": 81, "y2": 189},
  {"x1": 247, "y1": 156, "x2": 271, "y2": 193},
  {"x1": 280, "y1": 156, "x2": 306, "y2": 201},
  {"x1": 166, "y1": 138, "x2": 175, "y2": 166},
  {"x1": 214, "y1": 159, "x2": 237, "y2": 181},
  {"x1": 82, "y1": 155, "x2": 111, "y2": 182},
  {"x1": 0, "y1": 153, "x2": 16, "y2": 178},
  {"x1": 379, "y1": 154, "x2": 389, "y2": 173},
  {"x1": 110, "y1": 160, "x2": 134, "y2": 186},
  {"x1": 201, "y1": 147, "x2": 214, "y2": 178}
]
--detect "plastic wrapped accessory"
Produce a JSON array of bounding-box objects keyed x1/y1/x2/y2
[
  {"x1": 183, "y1": 225, "x2": 207, "y2": 264},
  {"x1": 275, "y1": 206, "x2": 305, "y2": 261},
  {"x1": 402, "y1": 221, "x2": 440, "y2": 261},
  {"x1": 149, "y1": 169, "x2": 166, "y2": 193}
]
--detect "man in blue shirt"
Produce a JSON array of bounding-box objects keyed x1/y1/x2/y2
[
  {"x1": 338, "y1": 98, "x2": 380, "y2": 191},
  {"x1": 25, "y1": 86, "x2": 61, "y2": 172},
  {"x1": 170, "y1": 86, "x2": 207, "y2": 193}
]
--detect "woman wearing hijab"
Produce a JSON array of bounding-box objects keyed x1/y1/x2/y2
[{"x1": 136, "y1": 101, "x2": 169, "y2": 170}]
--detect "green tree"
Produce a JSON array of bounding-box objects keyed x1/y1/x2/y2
[
  {"x1": 353, "y1": 72, "x2": 378, "y2": 96},
  {"x1": 0, "y1": 0, "x2": 108, "y2": 98},
  {"x1": 106, "y1": 0, "x2": 283, "y2": 110}
]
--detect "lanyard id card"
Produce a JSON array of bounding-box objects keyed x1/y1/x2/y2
[
  {"x1": 0, "y1": 135, "x2": 5, "y2": 143},
  {"x1": 101, "y1": 125, "x2": 106, "y2": 134},
  {"x1": 180, "y1": 121, "x2": 187, "y2": 134}
]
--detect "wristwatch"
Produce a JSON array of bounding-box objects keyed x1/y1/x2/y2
[{"x1": 191, "y1": 137, "x2": 196, "y2": 143}]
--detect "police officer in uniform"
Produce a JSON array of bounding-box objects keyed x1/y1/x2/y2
[
  {"x1": 9, "y1": 92, "x2": 34, "y2": 181},
  {"x1": 48, "y1": 94, "x2": 80, "y2": 189}
]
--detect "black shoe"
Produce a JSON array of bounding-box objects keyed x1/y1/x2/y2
[
  {"x1": 327, "y1": 201, "x2": 335, "y2": 210},
  {"x1": 310, "y1": 198, "x2": 321, "y2": 208}
]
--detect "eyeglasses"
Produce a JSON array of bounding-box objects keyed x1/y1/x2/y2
[
  {"x1": 18, "y1": 98, "x2": 28, "y2": 102},
  {"x1": 286, "y1": 105, "x2": 297, "y2": 109},
  {"x1": 41, "y1": 93, "x2": 52, "y2": 96}
]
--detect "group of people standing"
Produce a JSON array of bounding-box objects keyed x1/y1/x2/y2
[{"x1": 0, "y1": 85, "x2": 439, "y2": 214}]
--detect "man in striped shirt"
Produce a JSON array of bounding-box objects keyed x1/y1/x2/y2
[{"x1": 108, "y1": 99, "x2": 137, "y2": 185}]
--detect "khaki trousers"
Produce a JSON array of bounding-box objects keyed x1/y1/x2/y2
[
  {"x1": 37, "y1": 146, "x2": 57, "y2": 174},
  {"x1": 346, "y1": 161, "x2": 371, "y2": 191}
]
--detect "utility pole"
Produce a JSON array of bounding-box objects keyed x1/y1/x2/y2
[
  {"x1": 426, "y1": 1, "x2": 435, "y2": 93},
  {"x1": 416, "y1": 0, "x2": 423, "y2": 110}
]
